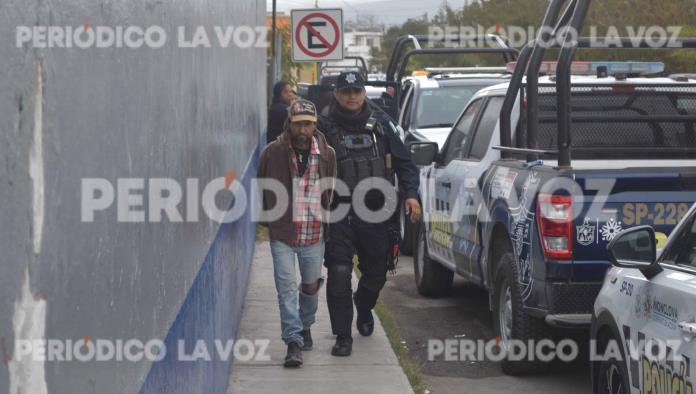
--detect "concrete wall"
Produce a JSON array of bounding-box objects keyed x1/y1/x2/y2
[{"x1": 0, "y1": 0, "x2": 265, "y2": 393}]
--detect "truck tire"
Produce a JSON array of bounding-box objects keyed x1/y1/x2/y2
[
  {"x1": 399, "y1": 204, "x2": 414, "y2": 256},
  {"x1": 595, "y1": 334, "x2": 630, "y2": 394},
  {"x1": 492, "y1": 251, "x2": 553, "y2": 375},
  {"x1": 413, "y1": 220, "x2": 453, "y2": 297}
]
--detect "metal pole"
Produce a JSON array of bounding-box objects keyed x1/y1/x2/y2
[
  {"x1": 315, "y1": 0, "x2": 319, "y2": 83},
  {"x1": 271, "y1": 0, "x2": 277, "y2": 79},
  {"x1": 499, "y1": 44, "x2": 532, "y2": 153},
  {"x1": 525, "y1": 0, "x2": 568, "y2": 160},
  {"x1": 556, "y1": 0, "x2": 591, "y2": 169},
  {"x1": 274, "y1": 31, "x2": 282, "y2": 83},
  {"x1": 269, "y1": 0, "x2": 277, "y2": 104}
]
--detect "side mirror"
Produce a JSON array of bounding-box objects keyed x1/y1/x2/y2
[
  {"x1": 408, "y1": 141, "x2": 438, "y2": 166},
  {"x1": 607, "y1": 225, "x2": 663, "y2": 279}
]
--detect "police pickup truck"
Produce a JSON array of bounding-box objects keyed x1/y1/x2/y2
[
  {"x1": 399, "y1": 69, "x2": 510, "y2": 151},
  {"x1": 387, "y1": 34, "x2": 515, "y2": 149},
  {"x1": 383, "y1": 35, "x2": 517, "y2": 255},
  {"x1": 408, "y1": 0, "x2": 696, "y2": 375}
]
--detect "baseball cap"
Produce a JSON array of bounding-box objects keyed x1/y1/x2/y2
[
  {"x1": 288, "y1": 99, "x2": 317, "y2": 123},
  {"x1": 336, "y1": 71, "x2": 365, "y2": 90}
]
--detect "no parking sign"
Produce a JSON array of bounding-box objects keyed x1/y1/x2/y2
[{"x1": 291, "y1": 9, "x2": 344, "y2": 62}]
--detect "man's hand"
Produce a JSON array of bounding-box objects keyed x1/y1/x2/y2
[{"x1": 404, "y1": 198, "x2": 422, "y2": 223}]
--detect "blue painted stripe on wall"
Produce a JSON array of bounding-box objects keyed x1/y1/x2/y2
[{"x1": 139, "y1": 139, "x2": 263, "y2": 394}]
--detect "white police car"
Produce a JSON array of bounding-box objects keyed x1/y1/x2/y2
[{"x1": 592, "y1": 203, "x2": 696, "y2": 394}]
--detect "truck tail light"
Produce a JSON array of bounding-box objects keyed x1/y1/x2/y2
[{"x1": 536, "y1": 194, "x2": 573, "y2": 260}]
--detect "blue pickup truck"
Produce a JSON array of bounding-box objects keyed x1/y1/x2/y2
[{"x1": 408, "y1": 20, "x2": 696, "y2": 375}]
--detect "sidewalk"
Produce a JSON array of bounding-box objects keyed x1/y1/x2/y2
[{"x1": 228, "y1": 241, "x2": 414, "y2": 394}]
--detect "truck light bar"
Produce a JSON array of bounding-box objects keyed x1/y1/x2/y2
[
  {"x1": 424, "y1": 67, "x2": 509, "y2": 74},
  {"x1": 506, "y1": 61, "x2": 665, "y2": 76}
]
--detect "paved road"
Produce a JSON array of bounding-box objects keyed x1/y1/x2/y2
[{"x1": 379, "y1": 255, "x2": 593, "y2": 394}]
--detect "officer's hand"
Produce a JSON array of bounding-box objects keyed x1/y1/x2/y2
[{"x1": 404, "y1": 198, "x2": 422, "y2": 223}]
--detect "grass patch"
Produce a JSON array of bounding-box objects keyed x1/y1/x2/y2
[
  {"x1": 374, "y1": 300, "x2": 429, "y2": 394},
  {"x1": 353, "y1": 258, "x2": 429, "y2": 394}
]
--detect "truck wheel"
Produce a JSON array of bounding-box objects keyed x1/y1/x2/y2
[
  {"x1": 493, "y1": 252, "x2": 553, "y2": 375},
  {"x1": 413, "y1": 220, "x2": 453, "y2": 297},
  {"x1": 399, "y1": 204, "x2": 414, "y2": 256},
  {"x1": 596, "y1": 350, "x2": 629, "y2": 394},
  {"x1": 594, "y1": 331, "x2": 630, "y2": 394}
]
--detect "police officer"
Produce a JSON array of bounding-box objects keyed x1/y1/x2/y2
[{"x1": 318, "y1": 72, "x2": 421, "y2": 357}]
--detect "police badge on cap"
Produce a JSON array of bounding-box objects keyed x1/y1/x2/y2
[{"x1": 336, "y1": 71, "x2": 365, "y2": 90}]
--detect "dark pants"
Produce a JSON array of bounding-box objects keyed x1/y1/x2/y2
[{"x1": 325, "y1": 215, "x2": 389, "y2": 338}]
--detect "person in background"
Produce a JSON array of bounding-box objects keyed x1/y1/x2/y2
[
  {"x1": 268, "y1": 81, "x2": 297, "y2": 144},
  {"x1": 258, "y1": 99, "x2": 337, "y2": 367},
  {"x1": 380, "y1": 85, "x2": 396, "y2": 116}
]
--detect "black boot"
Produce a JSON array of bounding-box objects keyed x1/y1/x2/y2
[
  {"x1": 356, "y1": 309, "x2": 374, "y2": 337},
  {"x1": 284, "y1": 342, "x2": 303, "y2": 368},
  {"x1": 300, "y1": 329, "x2": 313, "y2": 351},
  {"x1": 331, "y1": 335, "x2": 352, "y2": 357},
  {"x1": 354, "y1": 291, "x2": 375, "y2": 337}
]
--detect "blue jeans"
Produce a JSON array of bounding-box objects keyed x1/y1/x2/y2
[{"x1": 269, "y1": 240, "x2": 325, "y2": 346}]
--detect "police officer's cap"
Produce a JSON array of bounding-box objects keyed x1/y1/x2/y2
[{"x1": 336, "y1": 72, "x2": 365, "y2": 90}]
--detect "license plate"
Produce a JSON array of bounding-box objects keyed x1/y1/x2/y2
[{"x1": 621, "y1": 202, "x2": 691, "y2": 226}]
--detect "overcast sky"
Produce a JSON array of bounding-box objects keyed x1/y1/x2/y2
[{"x1": 267, "y1": 0, "x2": 469, "y2": 27}]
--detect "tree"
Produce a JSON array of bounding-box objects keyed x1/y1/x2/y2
[
  {"x1": 345, "y1": 14, "x2": 384, "y2": 32},
  {"x1": 371, "y1": 0, "x2": 696, "y2": 75}
]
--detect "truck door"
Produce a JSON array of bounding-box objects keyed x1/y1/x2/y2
[
  {"x1": 426, "y1": 98, "x2": 484, "y2": 266},
  {"x1": 398, "y1": 82, "x2": 414, "y2": 129},
  {"x1": 451, "y1": 96, "x2": 504, "y2": 281}
]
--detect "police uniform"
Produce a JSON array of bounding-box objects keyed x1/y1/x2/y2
[{"x1": 318, "y1": 72, "x2": 419, "y2": 351}]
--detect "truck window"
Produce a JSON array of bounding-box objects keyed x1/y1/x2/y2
[
  {"x1": 467, "y1": 96, "x2": 504, "y2": 160},
  {"x1": 529, "y1": 90, "x2": 696, "y2": 159},
  {"x1": 441, "y1": 98, "x2": 483, "y2": 166},
  {"x1": 660, "y1": 214, "x2": 696, "y2": 269}
]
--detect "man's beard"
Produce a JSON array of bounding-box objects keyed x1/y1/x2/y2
[{"x1": 292, "y1": 134, "x2": 310, "y2": 148}]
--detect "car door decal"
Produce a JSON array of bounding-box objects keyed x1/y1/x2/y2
[
  {"x1": 508, "y1": 172, "x2": 539, "y2": 301},
  {"x1": 623, "y1": 324, "x2": 694, "y2": 394}
]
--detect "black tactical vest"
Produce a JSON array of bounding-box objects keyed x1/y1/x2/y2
[{"x1": 323, "y1": 115, "x2": 391, "y2": 191}]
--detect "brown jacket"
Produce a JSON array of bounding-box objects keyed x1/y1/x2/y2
[{"x1": 257, "y1": 130, "x2": 337, "y2": 243}]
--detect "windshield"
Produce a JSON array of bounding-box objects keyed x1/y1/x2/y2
[{"x1": 414, "y1": 85, "x2": 488, "y2": 129}]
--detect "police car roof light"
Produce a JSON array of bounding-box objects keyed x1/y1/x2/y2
[{"x1": 424, "y1": 67, "x2": 509, "y2": 75}]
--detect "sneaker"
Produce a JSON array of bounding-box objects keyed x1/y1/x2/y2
[
  {"x1": 331, "y1": 335, "x2": 352, "y2": 357},
  {"x1": 284, "y1": 342, "x2": 303, "y2": 368},
  {"x1": 300, "y1": 329, "x2": 313, "y2": 351}
]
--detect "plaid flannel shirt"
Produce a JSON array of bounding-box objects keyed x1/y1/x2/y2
[{"x1": 287, "y1": 137, "x2": 323, "y2": 246}]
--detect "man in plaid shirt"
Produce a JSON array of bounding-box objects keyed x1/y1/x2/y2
[{"x1": 258, "y1": 99, "x2": 336, "y2": 368}]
